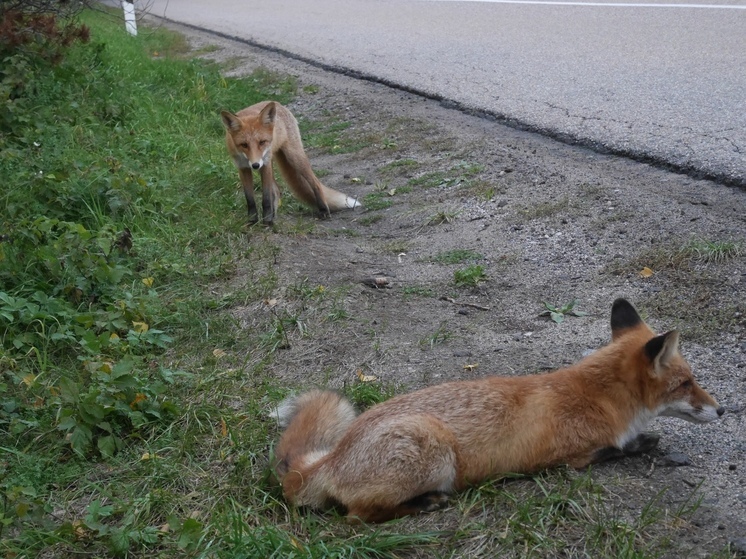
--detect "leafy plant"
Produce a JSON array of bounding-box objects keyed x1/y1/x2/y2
[
  {"x1": 419, "y1": 322, "x2": 452, "y2": 349},
  {"x1": 540, "y1": 300, "x2": 588, "y2": 324},
  {"x1": 454, "y1": 264, "x2": 487, "y2": 287}
]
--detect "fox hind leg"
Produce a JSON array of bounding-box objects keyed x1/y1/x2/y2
[
  {"x1": 346, "y1": 492, "x2": 451, "y2": 524},
  {"x1": 337, "y1": 414, "x2": 462, "y2": 523}
]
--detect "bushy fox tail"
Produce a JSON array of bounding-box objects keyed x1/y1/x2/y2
[
  {"x1": 272, "y1": 390, "x2": 357, "y2": 497},
  {"x1": 322, "y1": 185, "x2": 362, "y2": 211}
]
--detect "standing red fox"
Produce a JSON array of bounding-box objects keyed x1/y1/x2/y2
[
  {"x1": 221, "y1": 101, "x2": 360, "y2": 225},
  {"x1": 273, "y1": 299, "x2": 724, "y2": 523}
]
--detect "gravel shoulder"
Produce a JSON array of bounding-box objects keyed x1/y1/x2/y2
[{"x1": 160, "y1": 20, "x2": 745, "y2": 557}]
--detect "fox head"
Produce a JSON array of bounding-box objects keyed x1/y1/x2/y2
[
  {"x1": 610, "y1": 298, "x2": 724, "y2": 424},
  {"x1": 220, "y1": 102, "x2": 276, "y2": 170}
]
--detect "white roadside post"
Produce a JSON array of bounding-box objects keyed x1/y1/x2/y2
[{"x1": 122, "y1": 0, "x2": 137, "y2": 36}]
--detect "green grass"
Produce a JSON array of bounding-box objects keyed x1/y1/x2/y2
[
  {"x1": 362, "y1": 191, "x2": 394, "y2": 211},
  {"x1": 300, "y1": 117, "x2": 369, "y2": 154}
]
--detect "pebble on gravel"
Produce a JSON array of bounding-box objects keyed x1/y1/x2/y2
[{"x1": 659, "y1": 452, "x2": 691, "y2": 467}]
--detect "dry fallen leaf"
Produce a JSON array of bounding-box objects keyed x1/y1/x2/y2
[
  {"x1": 213, "y1": 348, "x2": 227, "y2": 359},
  {"x1": 132, "y1": 321, "x2": 149, "y2": 333},
  {"x1": 463, "y1": 364, "x2": 479, "y2": 371},
  {"x1": 361, "y1": 276, "x2": 391, "y2": 289},
  {"x1": 639, "y1": 267, "x2": 654, "y2": 278},
  {"x1": 356, "y1": 369, "x2": 378, "y2": 383},
  {"x1": 264, "y1": 298, "x2": 278, "y2": 307},
  {"x1": 130, "y1": 393, "x2": 147, "y2": 409},
  {"x1": 142, "y1": 277, "x2": 154, "y2": 287}
]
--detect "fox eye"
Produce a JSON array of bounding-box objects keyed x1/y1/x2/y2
[
  {"x1": 239, "y1": 142, "x2": 249, "y2": 149},
  {"x1": 259, "y1": 140, "x2": 268, "y2": 147}
]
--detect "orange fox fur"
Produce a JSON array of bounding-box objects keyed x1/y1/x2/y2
[
  {"x1": 273, "y1": 299, "x2": 723, "y2": 523},
  {"x1": 221, "y1": 101, "x2": 360, "y2": 225}
]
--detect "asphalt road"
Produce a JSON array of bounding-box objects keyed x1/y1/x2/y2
[{"x1": 144, "y1": 0, "x2": 746, "y2": 186}]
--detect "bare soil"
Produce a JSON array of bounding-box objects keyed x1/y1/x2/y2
[{"x1": 168, "y1": 21, "x2": 744, "y2": 558}]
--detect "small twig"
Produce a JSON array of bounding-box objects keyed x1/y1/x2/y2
[{"x1": 439, "y1": 296, "x2": 490, "y2": 311}]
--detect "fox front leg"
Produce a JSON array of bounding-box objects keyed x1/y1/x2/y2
[
  {"x1": 590, "y1": 433, "x2": 661, "y2": 464},
  {"x1": 259, "y1": 163, "x2": 281, "y2": 226},
  {"x1": 238, "y1": 167, "x2": 258, "y2": 225}
]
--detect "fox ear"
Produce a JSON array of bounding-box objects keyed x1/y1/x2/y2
[
  {"x1": 644, "y1": 330, "x2": 680, "y2": 373},
  {"x1": 610, "y1": 298, "x2": 642, "y2": 339},
  {"x1": 220, "y1": 110, "x2": 241, "y2": 132},
  {"x1": 260, "y1": 102, "x2": 277, "y2": 126}
]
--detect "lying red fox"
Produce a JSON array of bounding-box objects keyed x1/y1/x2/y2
[
  {"x1": 273, "y1": 299, "x2": 723, "y2": 523},
  {"x1": 221, "y1": 101, "x2": 360, "y2": 225}
]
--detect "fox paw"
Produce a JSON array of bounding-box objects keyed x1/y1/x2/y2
[
  {"x1": 623, "y1": 432, "x2": 660, "y2": 456},
  {"x1": 410, "y1": 491, "x2": 451, "y2": 513}
]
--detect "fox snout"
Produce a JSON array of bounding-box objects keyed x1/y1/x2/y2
[
  {"x1": 251, "y1": 161, "x2": 263, "y2": 170},
  {"x1": 661, "y1": 392, "x2": 725, "y2": 424}
]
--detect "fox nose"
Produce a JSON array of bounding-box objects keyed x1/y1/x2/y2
[
  {"x1": 716, "y1": 406, "x2": 725, "y2": 417},
  {"x1": 251, "y1": 162, "x2": 261, "y2": 170}
]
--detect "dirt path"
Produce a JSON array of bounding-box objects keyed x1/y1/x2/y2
[{"x1": 164, "y1": 20, "x2": 745, "y2": 556}]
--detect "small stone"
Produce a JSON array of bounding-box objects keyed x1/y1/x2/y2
[
  {"x1": 659, "y1": 452, "x2": 690, "y2": 467},
  {"x1": 730, "y1": 464, "x2": 738, "y2": 471}
]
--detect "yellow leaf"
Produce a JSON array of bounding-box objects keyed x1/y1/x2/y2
[
  {"x1": 387, "y1": 188, "x2": 397, "y2": 196},
  {"x1": 109, "y1": 332, "x2": 120, "y2": 341},
  {"x1": 220, "y1": 418, "x2": 228, "y2": 437},
  {"x1": 213, "y1": 348, "x2": 227, "y2": 359},
  {"x1": 21, "y1": 374, "x2": 36, "y2": 387},
  {"x1": 141, "y1": 452, "x2": 160, "y2": 461},
  {"x1": 132, "y1": 321, "x2": 149, "y2": 333},
  {"x1": 265, "y1": 298, "x2": 278, "y2": 308},
  {"x1": 72, "y1": 519, "x2": 88, "y2": 540},
  {"x1": 100, "y1": 362, "x2": 113, "y2": 374},
  {"x1": 639, "y1": 267, "x2": 654, "y2": 278},
  {"x1": 351, "y1": 177, "x2": 361, "y2": 183},
  {"x1": 130, "y1": 393, "x2": 147, "y2": 409},
  {"x1": 289, "y1": 535, "x2": 303, "y2": 549},
  {"x1": 142, "y1": 277, "x2": 154, "y2": 287},
  {"x1": 463, "y1": 364, "x2": 479, "y2": 371},
  {"x1": 356, "y1": 369, "x2": 377, "y2": 383}
]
